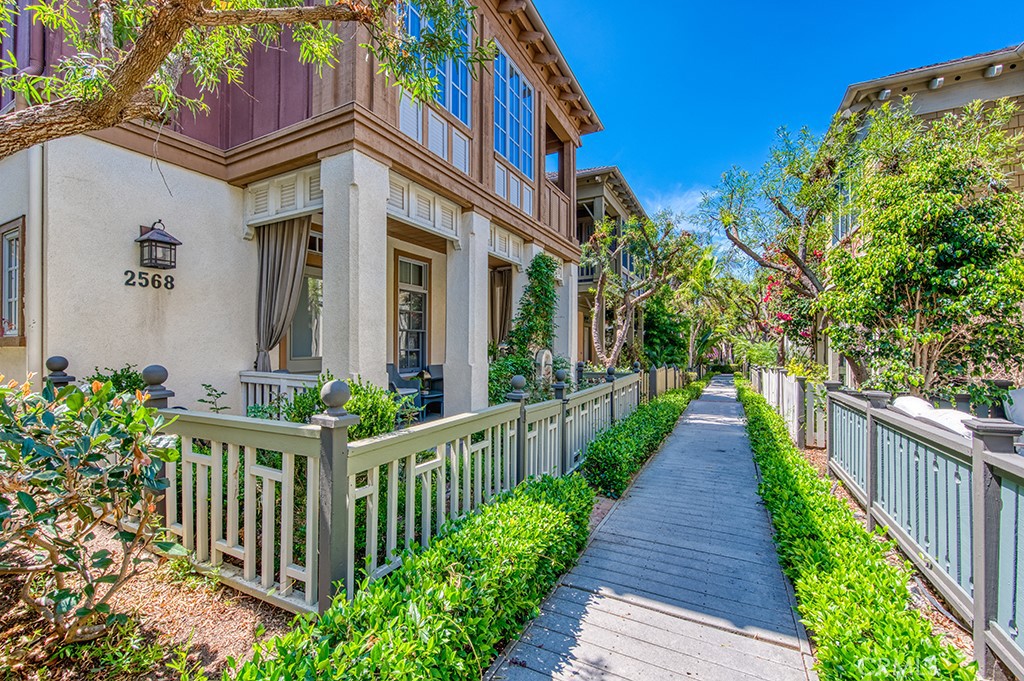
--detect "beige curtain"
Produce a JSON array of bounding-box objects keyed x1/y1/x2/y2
[
  {"x1": 255, "y1": 215, "x2": 312, "y2": 372},
  {"x1": 490, "y1": 267, "x2": 513, "y2": 345}
]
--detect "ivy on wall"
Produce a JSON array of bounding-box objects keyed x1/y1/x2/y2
[{"x1": 488, "y1": 253, "x2": 560, "y2": 404}]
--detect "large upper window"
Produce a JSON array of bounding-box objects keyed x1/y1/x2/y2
[
  {"x1": 1, "y1": 218, "x2": 22, "y2": 339},
  {"x1": 405, "y1": 3, "x2": 471, "y2": 126},
  {"x1": 398, "y1": 258, "x2": 429, "y2": 373},
  {"x1": 493, "y1": 46, "x2": 534, "y2": 179}
]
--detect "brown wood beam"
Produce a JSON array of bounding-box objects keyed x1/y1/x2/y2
[
  {"x1": 518, "y1": 30, "x2": 543, "y2": 43},
  {"x1": 498, "y1": 0, "x2": 526, "y2": 14},
  {"x1": 533, "y1": 53, "x2": 558, "y2": 66}
]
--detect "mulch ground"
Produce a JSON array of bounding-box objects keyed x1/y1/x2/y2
[
  {"x1": 801, "y1": 446, "x2": 974, "y2": 658},
  {"x1": 0, "y1": 524, "x2": 293, "y2": 681}
]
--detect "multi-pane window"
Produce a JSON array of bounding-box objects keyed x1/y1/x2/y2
[
  {"x1": 493, "y1": 45, "x2": 534, "y2": 178},
  {"x1": 404, "y1": 3, "x2": 471, "y2": 126},
  {"x1": 398, "y1": 258, "x2": 429, "y2": 373},
  {"x1": 289, "y1": 271, "x2": 323, "y2": 364},
  {"x1": 1, "y1": 222, "x2": 20, "y2": 337}
]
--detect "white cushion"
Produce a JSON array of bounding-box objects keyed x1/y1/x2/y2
[
  {"x1": 917, "y1": 409, "x2": 973, "y2": 439},
  {"x1": 892, "y1": 396, "x2": 935, "y2": 418}
]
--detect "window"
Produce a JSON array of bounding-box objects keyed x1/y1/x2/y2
[
  {"x1": 289, "y1": 270, "x2": 323, "y2": 367},
  {"x1": 1, "y1": 219, "x2": 22, "y2": 339},
  {"x1": 493, "y1": 45, "x2": 535, "y2": 179},
  {"x1": 397, "y1": 258, "x2": 429, "y2": 373},
  {"x1": 404, "y1": 3, "x2": 471, "y2": 126}
]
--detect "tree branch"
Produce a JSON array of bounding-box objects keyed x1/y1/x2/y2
[{"x1": 193, "y1": 2, "x2": 376, "y2": 27}]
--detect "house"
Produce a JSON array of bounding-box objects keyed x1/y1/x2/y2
[
  {"x1": 570, "y1": 166, "x2": 648, "y2": 365},
  {"x1": 0, "y1": 0, "x2": 599, "y2": 414},
  {"x1": 825, "y1": 40, "x2": 1024, "y2": 383}
]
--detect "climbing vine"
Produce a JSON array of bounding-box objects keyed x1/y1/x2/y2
[{"x1": 488, "y1": 254, "x2": 560, "y2": 404}]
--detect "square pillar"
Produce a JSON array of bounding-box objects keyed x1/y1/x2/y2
[
  {"x1": 554, "y1": 261, "x2": 578, "y2": 367},
  {"x1": 319, "y1": 150, "x2": 389, "y2": 388},
  {"x1": 512, "y1": 243, "x2": 544, "y2": 310},
  {"x1": 444, "y1": 211, "x2": 490, "y2": 414}
]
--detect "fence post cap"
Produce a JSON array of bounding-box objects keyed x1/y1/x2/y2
[
  {"x1": 45, "y1": 356, "x2": 69, "y2": 373},
  {"x1": 576, "y1": 361, "x2": 584, "y2": 369},
  {"x1": 795, "y1": 375, "x2": 807, "y2": 386},
  {"x1": 142, "y1": 364, "x2": 169, "y2": 387},
  {"x1": 554, "y1": 369, "x2": 567, "y2": 383},
  {"x1": 506, "y1": 375, "x2": 529, "y2": 403},
  {"x1": 862, "y1": 390, "x2": 891, "y2": 408},
  {"x1": 632, "y1": 361, "x2": 641, "y2": 373},
  {"x1": 966, "y1": 418, "x2": 1023, "y2": 455},
  {"x1": 824, "y1": 380, "x2": 843, "y2": 392},
  {"x1": 320, "y1": 379, "x2": 351, "y2": 415}
]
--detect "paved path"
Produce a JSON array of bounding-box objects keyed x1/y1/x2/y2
[{"x1": 489, "y1": 375, "x2": 814, "y2": 681}]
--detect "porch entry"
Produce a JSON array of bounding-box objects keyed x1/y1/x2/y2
[{"x1": 254, "y1": 215, "x2": 312, "y2": 372}]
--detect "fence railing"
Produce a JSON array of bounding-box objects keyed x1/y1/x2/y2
[
  {"x1": 240, "y1": 371, "x2": 318, "y2": 414},
  {"x1": 750, "y1": 366, "x2": 826, "y2": 448},
  {"x1": 158, "y1": 369, "x2": 661, "y2": 614},
  {"x1": 823, "y1": 385, "x2": 1024, "y2": 680}
]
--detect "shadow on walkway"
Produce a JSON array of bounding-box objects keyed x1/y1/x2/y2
[{"x1": 487, "y1": 375, "x2": 814, "y2": 681}]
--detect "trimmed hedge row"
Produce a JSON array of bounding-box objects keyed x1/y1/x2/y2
[
  {"x1": 229, "y1": 474, "x2": 594, "y2": 681},
  {"x1": 581, "y1": 379, "x2": 708, "y2": 498},
  {"x1": 736, "y1": 379, "x2": 975, "y2": 680}
]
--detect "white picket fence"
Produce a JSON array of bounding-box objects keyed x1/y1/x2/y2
[
  {"x1": 160, "y1": 372, "x2": 647, "y2": 613},
  {"x1": 750, "y1": 366, "x2": 826, "y2": 448}
]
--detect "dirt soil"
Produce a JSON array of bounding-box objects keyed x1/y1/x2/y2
[
  {"x1": 801, "y1": 446, "x2": 974, "y2": 658},
  {"x1": 0, "y1": 524, "x2": 293, "y2": 681}
]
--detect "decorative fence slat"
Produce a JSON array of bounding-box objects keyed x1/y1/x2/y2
[{"x1": 159, "y1": 368, "x2": 693, "y2": 617}]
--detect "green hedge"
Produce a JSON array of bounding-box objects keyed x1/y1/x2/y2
[
  {"x1": 736, "y1": 379, "x2": 975, "y2": 680},
  {"x1": 581, "y1": 379, "x2": 708, "y2": 498},
  {"x1": 229, "y1": 474, "x2": 594, "y2": 681}
]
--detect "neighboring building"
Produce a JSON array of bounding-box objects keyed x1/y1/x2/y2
[
  {"x1": 571, "y1": 166, "x2": 648, "y2": 364},
  {"x1": 826, "y1": 41, "x2": 1024, "y2": 383},
  {"x1": 0, "y1": 0, "x2": 600, "y2": 414}
]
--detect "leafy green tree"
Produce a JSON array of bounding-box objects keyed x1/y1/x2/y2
[
  {"x1": 582, "y1": 213, "x2": 696, "y2": 368},
  {"x1": 641, "y1": 290, "x2": 687, "y2": 366},
  {"x1": 822, "y1": 99, "x2": 1024, "y2": 393},
  {"x1": 0, "y1": 1, "x2": 493, "y2": 159}
]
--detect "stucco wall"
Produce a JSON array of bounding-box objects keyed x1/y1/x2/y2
[
  {"x1": 42, "y1": 137, "x2": 254, "y2": 411},
  {"x1": 0, "y1": 149, "x2": 30, "y2": 380}
]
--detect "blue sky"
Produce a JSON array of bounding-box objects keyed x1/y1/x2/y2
[{"x1": 539, "y1": 0, "x2": 1022, "y2": 219}]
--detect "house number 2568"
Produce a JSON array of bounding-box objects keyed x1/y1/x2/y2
[{"x1": 124, "y1": 270, "x2": 175, "y2": 290}]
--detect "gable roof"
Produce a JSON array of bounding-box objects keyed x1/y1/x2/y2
[
  {"x1": 837, "y1": 41, "x2": 1024, "y2": 113},
  {"x1": 573, "y1": 166, "x2": 647, "y2": 221}
]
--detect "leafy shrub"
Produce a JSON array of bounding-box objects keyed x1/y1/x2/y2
[
  {"x1": 0, "y1": 379, "x2": 182, "y2": 642},
  {"x1": 736, "y1": 379, "x2": 975, "y2": 680},
  {"x1": 246, "y1": 373, "x2": 412, "y2": 441},
  {"x1": 84, "y1": 363, "x2": 146, "y2": 393},
  {"x1": 230, "y1": 474, "x2": 594, "y2": 681},
  {"x1": 581, "y1": 379, "x2": 707, "y2": 498}
]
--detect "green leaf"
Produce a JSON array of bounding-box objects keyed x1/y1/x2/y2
[
  {"x1": 65, "y1": 389, "x2": 85, "y2": 412},
  {"x1": 16, "y1": 491, "x2": 36, "y2": 514},
  {"x1": 154, "y1": 541, "x2": 188, "y2": 557}
]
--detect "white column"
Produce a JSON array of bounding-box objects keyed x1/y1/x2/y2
[
  {"x1": 512, "y1": 243, "x2": 543, "y2": 310},
  {"x1": 444, "y1": 211, "x2": 490, "y2": 414},
  {"x1": 319, "y1": 150, "x2": 389, "y2": 388},
  {"x1": 553, "y1": 261, "x2": 578, "y2": 366}
]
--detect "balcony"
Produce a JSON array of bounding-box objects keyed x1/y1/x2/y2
[{"x1": 541, "y1": 179, "x2": 573, "y2": 240}]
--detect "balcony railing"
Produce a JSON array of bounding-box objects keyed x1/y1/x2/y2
[{"x1": 541, "y1": 179, "x2": 572, "y2": 239}]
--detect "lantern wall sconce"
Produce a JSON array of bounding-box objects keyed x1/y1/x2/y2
[{"x1": 136, "y1": 220, "x2": 182, "y2": 270}]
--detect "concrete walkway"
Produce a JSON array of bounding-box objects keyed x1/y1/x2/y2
[{"x1": 489, "y1": 375, "x2": 814, "y2": 681}]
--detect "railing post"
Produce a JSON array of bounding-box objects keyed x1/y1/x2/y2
[
  {"x1": 576, "y1": 361, "x2": 585, "y2": 387},
  {"x1": 966, "y1": 418, "x2": 1024, "y2": 678},
  {"x1": 142, "y1": 364, "x2": 174, "y2": 408},
  {"x1": 632, "y1": 362, "x2": 642, "y2": 409},
  {"x1": 507, "y1": 375, "x2": 529, "y2": 485},
  {"x1": 794, "y1": 376, "x2": 807, "y2": 450},
  {"x1": 862, "y1": 390, "x2": 890, "y2": 532},
  {"x1": 312, "y1": 380, "x2": 361, "y2": 612},
  {"x1": 553, "y1": 369, "x2": 570, "y2": 475},
  {"x1": 45, "y1": 356, "x2": 75, "y2": 389},
  {"x1": 606, "y1": 366, "x2": 617, "y2": 423},
  {"x1": 824, "y1": 381, "x2": 842, "y2": 476}
]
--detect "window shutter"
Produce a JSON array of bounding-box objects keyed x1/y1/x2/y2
[
  {"x1": 427, "y1": 111, "x2": 447, "y2": 158},
  {"x1": 399, "y1": 91, "x2": 422, "y2": 142},
  {"x1": 452, "y1": 130, "x2": 470, "y2": 174}
]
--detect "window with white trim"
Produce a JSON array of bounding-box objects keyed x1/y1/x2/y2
[
  {"x1": 404, "y1": 3, "x2": 471, "y2": 126},
  {"x1": 398, "y1": 258, "x2": 429, "y2": 373},
  {"x1": 493, "y1": 45, "x2": 534, "y2": 179},
  {"x1": 1, "y1": 220, "x2": 21, "y2": 338}
]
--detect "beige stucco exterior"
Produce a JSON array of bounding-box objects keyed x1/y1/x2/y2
[{"x1": 40, "y1": 136, "x2": 254, "y2": 410}]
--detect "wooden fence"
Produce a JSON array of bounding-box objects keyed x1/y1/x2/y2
[
  {"x1": 750, "y1": 366, "x2": 826, "y2": 448},
  {"x1": 158, "y1": 370, "x2": 664, "y2": 614},
  {"x1": 824, "y1": 386, "x2": 1024, "y2": 680}
]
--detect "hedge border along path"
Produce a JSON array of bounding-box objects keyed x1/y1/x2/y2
[
  {"x1": 581, "y1": 377, "x2": 711, "y2": 498},
  {"x1": 229, "y1": 474, "x2": 594, "y2": 681},
  {"x1": 736, "y1": 378, "x2": 976, "y2": 681}
]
